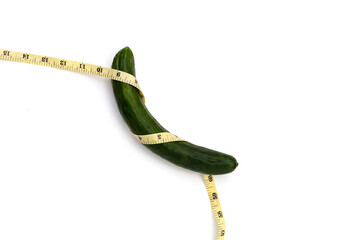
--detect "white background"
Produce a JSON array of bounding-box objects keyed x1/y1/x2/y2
[{"x1": 0, "y1": 0, "x2": 360, "y2": 239}]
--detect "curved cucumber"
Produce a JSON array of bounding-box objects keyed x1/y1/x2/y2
[{"x1": 111, "y1": 47, "x2": 238, "y2": 175}]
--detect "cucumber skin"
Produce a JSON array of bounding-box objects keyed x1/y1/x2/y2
[{"x1": 111, "y1": 47, "x2": 238, "y2": 175}]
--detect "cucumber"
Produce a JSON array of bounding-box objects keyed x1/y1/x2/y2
[{"x1": 111, "y1": 47, "x2": 238, "y2": 175}]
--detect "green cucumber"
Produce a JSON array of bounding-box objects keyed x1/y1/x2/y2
[{"x1": 111, "y1": 47, "x2": 238, "y2": 175}]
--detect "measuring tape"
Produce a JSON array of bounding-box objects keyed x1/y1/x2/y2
[
  {"x1": 0, "y1": 49, "x2": 145, "y2": 102},
  {"x1": 1, "y1": 49, "x2": 226, "y2": 240},
  {"x1": 134, "y1": 132, "x2": 185, "y2": 144}
]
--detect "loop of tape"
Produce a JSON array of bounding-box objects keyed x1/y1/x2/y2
[
  {"x1": 1, "y1": 48, "x2": 226, "y2": 240},
  {"x1": 134, "y1": 132, "x2": 226, "y2": 240}
]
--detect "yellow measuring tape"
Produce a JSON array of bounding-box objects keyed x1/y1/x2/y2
[
  {"x1": 133, "y1": 132, "x2": 226, "y2": 239},
  {"x1": 134, "y1": 132, "x2": 185, "y2": 144},
  {"x1": 1, "y1": 49, "x2": 226, "y2": 240}
]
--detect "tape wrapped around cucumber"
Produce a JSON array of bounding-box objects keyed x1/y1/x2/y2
[{"x1": 111, "y1": 47, "x2": 238, "y2": 175}]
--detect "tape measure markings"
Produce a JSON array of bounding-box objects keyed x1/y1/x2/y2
[
  {"x1": 203, "y1": 174, "x2": 226, "y2": 240},
  {"x1": 0, "y1": 49, "x2": 144, "y2": 101},
  {"x1": 1, "y1": 48, "x2": 226, "y2": 240},
  {"x1": 134, "y1": 132, "x2": 185, "y2": 145}
]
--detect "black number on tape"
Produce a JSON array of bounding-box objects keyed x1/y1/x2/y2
[
  {"x1": 60, "y1": 60, "x2": 66, "y2": 66},
  {"x1": 97, "y1": 67, "x2": 103, "y2": 73},
  {"x1": 221, "y1": 230, "x2": 225, "y2": 236},
  {"x1": 79, "y1": 63, "x2": 86, "y2": 69},
  {"x1": 23, "y1": 54, "x2": 29, "y2": 59},
  {"x1": 3, "y1": 50, "x2": 10, "y2": 56},
  {"x1": 116, "y1": 72, "x2": 121, "y2": 77},
  {"x1": 42, "y1": 57, "x2": 48, "y2": 63},
  {"x1": 212, "y1": 192, "x2": 218, "y2": 200},
  {"x1": 217, "y1": 211, "x2": 223, "y2": 218},
  {"x1": 208, "y1": 175, "x2": 213, "y2": 182}
]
